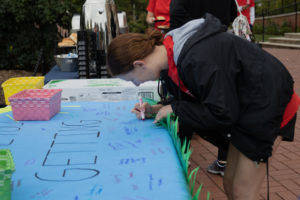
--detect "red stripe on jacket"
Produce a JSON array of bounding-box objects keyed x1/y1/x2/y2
[
  {"x1": 163, "y1": 35, "x2": 193, "y2": 97},
  {"x1": 280, "y1": 92, "x2": 300, "y2": 128}
]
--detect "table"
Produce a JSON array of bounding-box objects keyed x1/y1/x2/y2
[
  {"x1": 0, "y1": 101, "x2": 191, "y2": 200},
  {"x1": 44, "y1": 65, "x2": 79, "y2": 84}
]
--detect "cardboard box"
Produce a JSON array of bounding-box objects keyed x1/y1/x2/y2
[{"x1": 43, "y1": 79, "x2": 160, "y2": 102}]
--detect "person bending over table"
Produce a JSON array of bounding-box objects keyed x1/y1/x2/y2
[
  {"x1": 106, "y1": 14, "x2": 299, "y2": 199},
  {"x1": 169, "y1": 0, "x2": 238, "y2": 175}
]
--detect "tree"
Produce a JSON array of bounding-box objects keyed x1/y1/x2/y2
[
  {"x1": 256, "y1": 0, "x2": 300, "y2": 16},
  {"x1": 0, "y1": 0, "x2": 83, "y2": 71},
  {"x1": 0, "y1": 0, "x2": 147, "y2": 71},
  {"x1": 115, "y1": 0, "x2": 148, "y2": 33}
]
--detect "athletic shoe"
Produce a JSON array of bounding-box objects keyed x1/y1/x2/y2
[{"x1": 207, "y1": 160, "x2": 225, "y2": 177}]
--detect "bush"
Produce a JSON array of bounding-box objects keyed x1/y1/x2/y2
[
  {"x1": 253, "y1": 20, "x2": 295, "y2": 36},
  {"x1": 115, "y1": 0, "x2": 148, "y2": 33},
  {"x1": 265, "y1": 20, "x2": 280, "y2": 35},
  {"x1": 279, "y1": 21, "x2": 292, "y2": 35},
  {"x1": 128, "y1": 12, "x2": 148, "y2": 33},
  {"x1": 0, "y1": 0, "x2": 79, "y2": 72},
  {"x1": 253, "y1": 23, "x2": 263, "y2": 34}
]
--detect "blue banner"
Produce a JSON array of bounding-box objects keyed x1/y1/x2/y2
[{"x1": 0, "y1": 101, "x2": 191, "y2": 200}]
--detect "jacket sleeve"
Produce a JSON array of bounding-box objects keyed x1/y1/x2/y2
[
  {"x1": 250, "y1": 6, "x2": 255, "y2": 25},
  {"x1": 171, "y1": 63, "x2": 240, "y2": 131},
  {"x1": 169, "y1": 0, "x2": 191, "y2": 31}
]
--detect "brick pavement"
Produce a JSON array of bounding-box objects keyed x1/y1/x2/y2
[{"x1": 189, "y1": 48, "x2": 300, "y2": 200}]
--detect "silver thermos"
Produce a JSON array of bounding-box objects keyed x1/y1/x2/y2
[
  {"x1": 82, "y1": 0, "x2": 120, "y2": 50},
  {"x1": 78, "y1": 0, "x2": 127, "y2": 78}
]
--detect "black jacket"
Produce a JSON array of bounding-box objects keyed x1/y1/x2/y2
[
  {"x1": 162, "y1": 14, "x2": 294, "y2": 162},
  {"x1": 169, "y1": 0, "x2": 237, "y2": 30}
]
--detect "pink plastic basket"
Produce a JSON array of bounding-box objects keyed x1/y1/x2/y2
[{"x1": 8, "y1": 89, "x2": 62, "y2": 121}]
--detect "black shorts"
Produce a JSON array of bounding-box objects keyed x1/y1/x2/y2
[{"x1": 190, "y1": 114, "x2": 297, "y2": 162}]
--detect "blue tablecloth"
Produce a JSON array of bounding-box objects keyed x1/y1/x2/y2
[
  {"x1": 44, "y1": 65, "x2": 79, "y2": 84},
  {"x1": 0, "y1": 101, "x2": 191, "y2": 200}
]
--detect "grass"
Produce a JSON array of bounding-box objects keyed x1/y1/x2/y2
[{"x1": 254, "y1": 34, "x2": 282, "y2": 42}]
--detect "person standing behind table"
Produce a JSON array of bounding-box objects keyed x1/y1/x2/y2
[
  {"x1": 169, "y1": 0, "x2": 237, "y2": 31},
  {"x1": 107, "y1": 14, "x2": 300, "y2": 199},
  {"x1": 237, "y1": 0, "x2": 255, "y2": 31},
  {"x1": 146, "y1": 0, "x2": 171, "y2": 31}
]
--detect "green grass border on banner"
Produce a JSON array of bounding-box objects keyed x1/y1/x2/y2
[{"x1": 143, "y1": 98, "x2": 210, "y2": 200}]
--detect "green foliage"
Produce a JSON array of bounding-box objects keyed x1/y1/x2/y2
[
  {"x1": 72, "y1": 0, "x2": 86, "y2": 13},
  {"x1": 265, "y1": 20, "x2": 280, "y2": 35},
  {"x1": 256, "y1": 0, "x2": 300, "y2": 16},
  {"x1": 254, "y1": 34, "x2": 279, "y2": 42},
  {"x1": 115, "y1": 0, "x2": 148, "y2": 33},
  {"x1": 279, "y1": 21, "x2": 292, "y2": 35},
  {"x1": 253, "y1": 23, "x2": 263, "y2": 34},
  {"x1": 128, "y1": 12, "x2": 148, "y2": 33},
  {"x1": 253, "y1": 21, "x2": 294, "y2": 36},
  {"x1": 0, "y1": 0, "x2": 148, "y2": 71},
  {"x1": 0, "y1": 0, "x2": 83, "y2": 71}
]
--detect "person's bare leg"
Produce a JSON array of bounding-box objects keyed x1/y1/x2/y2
[
  {"x1": 223, "y1": 144, "x2": 239, "y2": 200},
  {"x1": 223, "y1": 136, "x2": 283, "y2": 200},
  {"x1": 250, "y1": 136, "x2": 283, "y2": 197}
]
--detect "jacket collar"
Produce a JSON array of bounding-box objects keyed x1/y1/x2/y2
[
  {"x1": 166, "y1": 18, "x2": 205, "y2": 65},
  {"x1": 171, "y1": 13, "x2": 227, "y2": 67}
]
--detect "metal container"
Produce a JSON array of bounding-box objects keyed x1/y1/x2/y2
[
  {"x1": 54, "y1": 54, "x2": 78, "y2": 72},
  {"x1": 82, "y1": 0, "x2": 120, "y2": 51}
]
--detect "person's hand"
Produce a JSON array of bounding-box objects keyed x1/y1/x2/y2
[
  {"x1": 146, "y1": 16, "x2": 155, "y2": 25},
  {"x1": 146, "y1": 11, "x2": 156, "y2": 25},
  {"x1": 154, "y1": 105, "x2": 173, "y2": 124},
  {"x1": 131, "y1": 102, "x2": 153, "y2": 120}
]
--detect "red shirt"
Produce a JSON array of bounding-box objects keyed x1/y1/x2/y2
[
  {"x1": 237, "y1": 0, "x2": 255, "y2": 24},
  {"x1": 147, "y1": 0, "x2": 171, "y2": 29}
]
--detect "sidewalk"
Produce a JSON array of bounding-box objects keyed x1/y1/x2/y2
[{"x1": 190, "y1": 48, "x2": 300, "y2": 200}]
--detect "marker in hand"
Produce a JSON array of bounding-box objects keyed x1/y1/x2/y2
[{"x1": 139, "y1": 96, "x2": 145, "y2": 120}]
